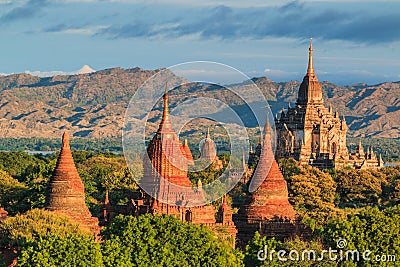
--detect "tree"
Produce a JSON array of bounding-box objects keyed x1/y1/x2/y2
[
  {"x1": 0, "y1": 209, "x2": 90, "y2": 248},
  {"x1": 17, "y1": 233, "x2": 103, "y2": 267},
  {"x1": 101, "y1": 214, "x2": 244, "y2": 267},
  {"x1": 0, "y1": 169, "x2": 29, "y2": 215},
  {"x1": 78, "y1": 156, "x2": 140, "y2": 191},
  {"x1": 379, "y1": 166, "x2": 400, "y2": 205},
  {"x1": 244, "y1": 232, "x2": 337, "y2": 267},
  {"x1": 0, "y1": 152, "x2": 55, "y2": 215},
  {"x1": 0, "y1": 209, "x2": 99, "y2": 266},
  {"x1": 336, "y1": 169, "x2": 385, "y2": 207},
  {"x1": 244, "y1": 232, "x2": 282, "y2": 267},
  {"x1": 279, "y1": 160, "x2": 340, "y2": 228},
  {"x1": 323, "y1": 206, "x2": 400, "y2": 266},
  {"x1": 77, "y1": 156, "x2": 141, "y2": 215}
]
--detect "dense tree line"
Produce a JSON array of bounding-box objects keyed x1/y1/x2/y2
[
  {"x1": 0, "y1": 151, "x2": 140, "y2": 217},
  {"x1": 1, "y1": 136, "x2": 400, "y2": 162},
  {"x1": 0, "y1": 151, "x2": 399, "y2": 266},
  {"x1": 0, "y1": 138, "x2": 122, "y2": 153},
  {"x1": 0, "y1": 211, "x2": 243, "y2": 266},
  {"x1": 244, "y1": 206, "x2": 400, "y2": 266}
]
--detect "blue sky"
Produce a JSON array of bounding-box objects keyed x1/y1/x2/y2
[{"x1": 0, "y1": 0, "x2": 399, "y2": 85}]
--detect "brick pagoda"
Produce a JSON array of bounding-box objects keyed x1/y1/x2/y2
[
  {"x1": 104, "y1": 91, "x2": 237, "y2": 239},
  {"x1": 235, "y1": 120, "x2": 305, "y2": 245},
  {"x1": 200, "y1": 128, "x2": 223, "y2": 169},
  {"x1": 46, "y1": 132, "x2": 99, "y2": 233}
]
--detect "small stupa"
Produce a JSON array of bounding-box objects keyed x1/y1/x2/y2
[{"x1": 46, "y1": 132, "x2": 99, "y2": 233}]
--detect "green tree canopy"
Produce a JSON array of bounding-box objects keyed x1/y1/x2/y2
[
  {"x1": 17, "y1": 233, "x2": 103, "y2": 267},
  {"x1": 279, "y1": 159, "x2": 341, "y2": 228},
  {"x1": 0, "y1": 209, "x2": 90, "y2": 248},
  {"x1": 101, "y1": 214, "x2": 244, "y2": 267},
  {"x1": 322, "y1": 206, "x2": 400, "y2": 266}
]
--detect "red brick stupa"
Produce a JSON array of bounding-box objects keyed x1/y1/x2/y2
[
  {"x1": 235, "y1": 120, "x2": 299, "y2": 244},
  {"x1": 243, "y1": 121, "x2": 296, "y2": 221},
  {"x1": 181, "y1": 139, "x2": 194, "y2": 165},
  {"x1": 200, "y1": 128, "x2": 223, "y2": 169},
  {"x1": 46, "y1": 132, "x2": 99, "y2": 233}
]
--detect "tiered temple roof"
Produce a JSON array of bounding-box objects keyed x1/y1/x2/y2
[
  {"x1": 139, "y1": 91, "x2": 220, "y2": 225},
  {"x1": 275, "y1": 40, "x2": 350, "y2": 169},
  {"x1": 275, "y1": 40, "x2": 382, "y2": 170},
  {"x1": 142, "y1": 91, "x2": 201, "y2": 206}
]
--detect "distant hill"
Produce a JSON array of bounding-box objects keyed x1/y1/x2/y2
[{"x1": 0, "y1": 68, "x2": 399, "y2": 139}]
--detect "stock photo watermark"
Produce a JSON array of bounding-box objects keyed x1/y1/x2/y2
[{"x1": 257, "y1": 238, "x2": 396, "y2": 263}]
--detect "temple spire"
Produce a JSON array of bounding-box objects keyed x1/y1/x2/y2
[
  {"x1": 222, "y1": 194, "x2": 228, "y2": 208},
  {"x1": 62, "y1": 131, "x2": 70, "y2": 149},
  {"x1": 162, "y1": 89, "x2": 169, "y2": 122},
  {"x1": 158, "y1": 87, "x2": 172, "y2": 132},
  {"x1": 206, "y1": 127, "x2": 210, "y2": 139},
  {"x1": 307, "y1": 38, "x2": 314, "y2": 75}
]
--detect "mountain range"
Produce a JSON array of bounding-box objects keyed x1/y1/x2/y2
[{"x1": 0, "y1": 67, "x2": 399, "y2": 139}]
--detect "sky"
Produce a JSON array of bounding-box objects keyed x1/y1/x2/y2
[{"x1": 0, "y1": 0, "x2": 399, "y2": 85}]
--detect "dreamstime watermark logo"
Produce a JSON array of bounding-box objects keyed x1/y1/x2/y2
[
  {"x1": 257, "y1": 238, "x2": 396, "y2": 263},
  {"x1": 122, "y1": 61, "x2": 275, "y2": 206}
]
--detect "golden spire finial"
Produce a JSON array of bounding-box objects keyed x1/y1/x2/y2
[
  {"x1": 206, "y1": 127, "x2": 210, "y2": 139},
  {"x1": 307, "y1": 38, "x2": 314, "y2": 75}
]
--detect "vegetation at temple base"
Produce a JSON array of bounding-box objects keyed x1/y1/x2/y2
[
  {"x1": 322, "y1": 206, "x2": 400, "y2": 267},
  {"x1": 244, "y1": 206, "x2": 400, "y2": 266},
  {"x1": 102, "y1": 214, "x2": 242, "y2": 267},
  {"x1": 17, "y1": 233, "x2": 103, "y2": 267},
  {"x1": 101, "y1": 214, "x2": 244, "y2": 267},
  {"x1": 278, "y1": 158, "x2": 400, "y2": 229},
  {"x1": 244, "y1": 232, "x2": 335, "y2": 267},
  {"x1": 0, "y1": 209, "x2": 91, "y2": 248},
  {"x1": 0, "y1": 209, "x2": 101, "y2": 267},
  {"x1": 0, "y1": 151, "x2": 399, "y2": 266},
  {"x1": 77, "y1": 154, "x2": 141, "y2": 214},
  {"x1": 0, "y1": 211, "x2": 243, "y2": 266}
]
